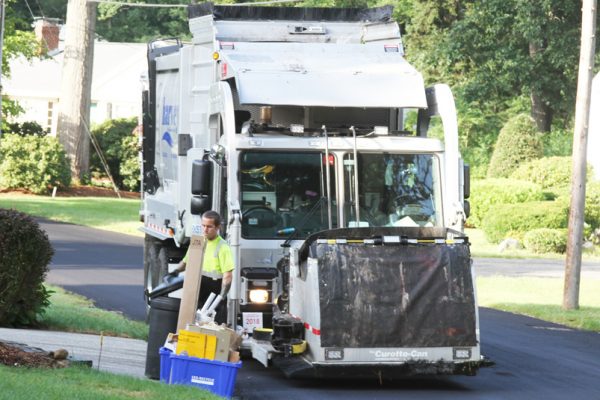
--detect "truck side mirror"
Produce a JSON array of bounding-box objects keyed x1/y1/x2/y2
[
  {"x1": 191, "y1": 159, "x2": 212, "y2": 195},
  {"x1": 463, "y1": 163, "x2": 470, "y2": 199},
  {"x1": 191, "y1": 195, "x2": 211, "y2": 215},
  {"x1": 190, "y1": 159, "x2": 213, "y2": 215},
  {"x1": 464, "y1": 200, "x2": 470, "y2": 219}
]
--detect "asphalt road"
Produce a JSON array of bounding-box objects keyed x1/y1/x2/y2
[
  {"x1": 41, "y1": 220, "x2": 600, "y2": 399},
  {"x1": 42, "y1": 219, "x2": 145, "y2": 320}
]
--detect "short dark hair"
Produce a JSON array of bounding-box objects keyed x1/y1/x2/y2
[{"x1": 202, "y1": 210, "x2": 221, "y2": 227}]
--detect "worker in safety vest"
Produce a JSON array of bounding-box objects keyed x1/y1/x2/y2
[{"x1": 171, "y1": 210, "x2": 234, "y2": 324}]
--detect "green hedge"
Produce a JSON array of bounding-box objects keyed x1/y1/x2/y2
[
  {"x1": 510, "y1": 156, "x2": 594, "y2": 195},
  {"x1": 0, "y1": 133, "x2": 71, "y2": 194},
  {"x1": 118, "y1": 135, "x2": 141, "y2": 192},
  {"x1": 487, "y1": 114, "x2": 543, "y2": 178},
  {"x1": 468, "y1": 179, "x2": 546, "y2": 228},
  {"x1": 0, "y1": 209, "x2": 54, "y2": 326},
  {"x1": 585, "y1": 181, "x2": 600, "y2": 230},
  {"x1": 5, "y1": 121, "x2": 46, "y2": 136},
  {"x1": 481, "y1": 200, "x2": 569, "y2": 243},
  {"x1": 90, "y1": 118, "x2": 140, "y2": 192},
  {"x1": 555, "y1": 181, "x2": 600, "y2": 236},
  {"x1": 523, "y1": 228, "x2": 567, "y2": 254}
]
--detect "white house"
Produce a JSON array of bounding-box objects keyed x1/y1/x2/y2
[{"x1": 4, "y1": 20, "x2": 147, "y2": 135}]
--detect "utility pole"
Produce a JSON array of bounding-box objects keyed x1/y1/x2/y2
[
  {"x1": 0, "y1": 0, "x2": 6, "y2": 141},
  {"x1": 563, "y1": 0, "x2": 597, "y2": 310},
  {"x1": 56, "y1": 0, "x2": 97, "y2": 182}
]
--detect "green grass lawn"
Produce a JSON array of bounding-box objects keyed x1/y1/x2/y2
[
  {"x1": 39, "y1": 285, "x2": 148, "y2": 340},
  {"x1": 0, "y1": 365, "x2": 220, "y2": 400},
  {"x1": 0, "y1": 194, "x2": 142, "y2": 237},
  {"x1": 467, "y1": 228, "x2": 600, "y2": 259},
  {"x1": 477, "y1": 276, "x2": 600, "y2": 331}
]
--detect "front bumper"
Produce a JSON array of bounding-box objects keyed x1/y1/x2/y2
[{"x1": 272, "y1": 355, "x2": 486, "y2": 379}]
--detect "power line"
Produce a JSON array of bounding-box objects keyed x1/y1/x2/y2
[
  {"x1": 33, "y1": 0, "x2": 45, "y2": 18},
  {"x1": 22, "y1": 0, "x2": 52, "y2": 51},
  {"x1": 86, "y1": 0, "x2": 187, "y2": 7},
  {"x1": 0, "y1": 0, "x2": 5, "y2": 141},
  {"x1": 86, "y1": 0, "x2": 303, "y2": 8},
  {"x1": 22, "y1": 0, "x2": 36, "y2": 17}
]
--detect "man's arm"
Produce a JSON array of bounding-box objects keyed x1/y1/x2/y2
[
  {"x1": 162, "y1": 260, "x2": 186, "y2": 284},
  {"x1": 220, "y1": 271, "x2": 232, "y2": 298},
  {"x1": 176, "y1": 260, "x2": 187, "y2": 273}
]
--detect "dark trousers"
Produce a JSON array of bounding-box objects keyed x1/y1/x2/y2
[{"x1": 197, "y1": 276, "x2": 227, "y2": 325}]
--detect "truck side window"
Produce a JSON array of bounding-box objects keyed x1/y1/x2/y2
[
  {"x1": 240, "y1": 151, "x2": 336, "y2": 239},
  {"x1": 343, "y1": 153, "x2": 442, "y2": 228}
]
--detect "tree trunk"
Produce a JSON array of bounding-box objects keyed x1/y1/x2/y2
[
  {"x1": 56, "y1": 0, "x2": 96, "y2": 182},
  {"x1": 529, "y1": 41, "x2": 553, "y2": 132},
  {"x1": 530, "y1": 91, "x2": 553, "y2": 132}
]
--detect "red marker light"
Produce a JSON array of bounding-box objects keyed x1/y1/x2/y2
[
  {"x1": 221, "y1": 62, "x2": 228, "y2": 79},
  {"x1": 323, "y1": 154, "x2": 335, "y2": 166}
]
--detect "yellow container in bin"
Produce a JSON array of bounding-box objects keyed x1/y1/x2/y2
[
  {"x1": 204, "y1": 334, "x2": 217, "y2": 360},
  {"x1": 176, "y1": 330, "x2": 207, "y2": 358}
]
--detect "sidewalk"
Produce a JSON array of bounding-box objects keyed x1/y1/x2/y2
[{"x1": 0, "y1": 328, "x2": 147, "y2": 378}]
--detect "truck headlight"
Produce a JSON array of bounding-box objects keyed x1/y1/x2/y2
[
  {"x1": 249, "y1": 289, "x2": 269, "y2": 303},
  {"x1": 240, "y1": 268, "x2": 278, "y2": 305}
]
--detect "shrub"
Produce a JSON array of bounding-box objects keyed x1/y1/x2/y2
[
  {"x1": 542, "y1": 127, "x2": 572, "y2": 157},
  {"x1": 487, "y1": 114, "x2": 543, "y2": 178},
  {"x1": 555, "y1": 181, "x2": 600, "y2": 239},
  {"x1": 5, "y1": 121, "x2": 47, "y2": 136},
  {"x1": 90, "y1": 118, "x2": 139, "y2": 191},
  {"x1": 584, "y1": 181, "x2": 600, "y2": 230},
  {"x1": 0, "y1": 133, "x2": 71, "y2": 194},
  {"x1": 119, "y1": 135, "x2": 141, "y2": 192},
  {"x1": 0, "y1": 209, "x2": 54, "y2": 326},
  {"x1": 481, "y1": 200, "x2": 569, "y2": 243},
  {"x1": 468, "y1": 179, "x2": 546, "y2": 228},
  {"x1": 523, "y1": 228, "x2": 567, "y2": 254},
  {"x1": 510, "y1": 156, "x2": 594, "y2": 193}
]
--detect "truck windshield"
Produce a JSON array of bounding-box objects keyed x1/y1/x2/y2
[
  {"x1": 343, "y1": 153, "x2": 442, "y2": 228},
  {"x1": 240, "y1": 151, "x2": 336, "y2": 239}
]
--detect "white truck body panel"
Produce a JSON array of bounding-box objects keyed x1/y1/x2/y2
[{"x1": 220, "y1": 42, "x2": 426, "y2": 108}]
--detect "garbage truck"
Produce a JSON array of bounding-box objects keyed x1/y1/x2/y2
[{"x1": 141, "y1": 2, "x2": 483, "y2": 378}]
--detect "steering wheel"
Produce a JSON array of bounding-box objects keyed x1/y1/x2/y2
[{"x1": 242, "y1": 206, "x2": 281, "y2": 228}]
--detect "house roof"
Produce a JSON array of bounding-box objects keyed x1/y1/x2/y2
[{"x1": 4, "y1": 41, "x2": 147, "y2": 104}]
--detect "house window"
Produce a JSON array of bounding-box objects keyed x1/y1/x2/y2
[{"x1": 47, "y1": 101, "x2": 53, "y2": 133}]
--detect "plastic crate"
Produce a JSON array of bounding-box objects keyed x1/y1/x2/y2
[
  {"x1": 159, "y1": 347, "x2": 173, "y2": 383},
  {"x1": 169, "y1": 353, "x2": 242, "y2": 398}
]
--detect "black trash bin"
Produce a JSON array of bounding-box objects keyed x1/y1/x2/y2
[{"x1": 145, "y1": 295, "x2": 180, "y2": 379}]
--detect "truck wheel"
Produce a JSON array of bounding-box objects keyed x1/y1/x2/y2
[{"x1": 143, "y1": 235, "x2": 168, "y2": 301}]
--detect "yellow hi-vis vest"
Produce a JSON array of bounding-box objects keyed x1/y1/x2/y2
[{"x1": 183, "y1": 236, "x2": 234, "y2": 279}]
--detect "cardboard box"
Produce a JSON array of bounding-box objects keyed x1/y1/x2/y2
[
  {"x1": 163, "y1": 332, "x2": 178, "y2": 352},
  {"x1": 177, "y1": 235, "x2": 206, "y2": 331},
  {"x1": 204, "y1": 334, "x2": 217, "y2": 360},
  {"x1": 185, "y1": 324, "x2": 230, "y2": 362},
  {"x1": 228, "y1": 350, "x2": 240, "y2": 363}
]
